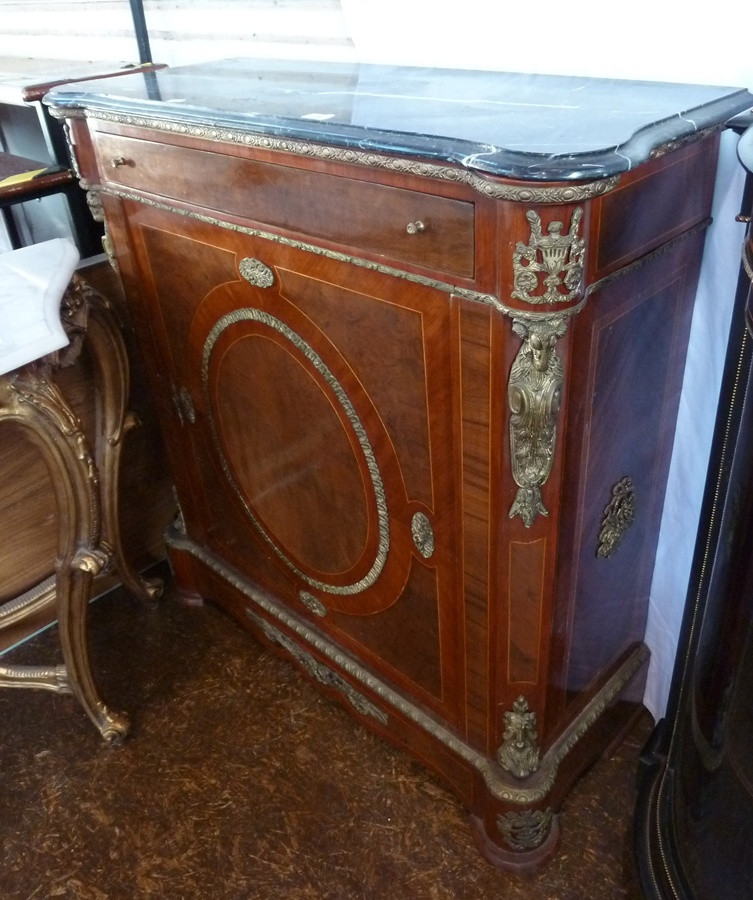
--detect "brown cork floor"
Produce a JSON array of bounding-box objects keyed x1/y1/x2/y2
[{"x1": 0, "y1": 570, "x2": 648, "y2": 899}]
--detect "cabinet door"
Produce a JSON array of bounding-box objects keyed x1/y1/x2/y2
[{"x1": 118, "y1": 200, "x2": 466, "y2": 726}]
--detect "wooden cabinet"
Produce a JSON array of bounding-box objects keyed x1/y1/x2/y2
[{"x1": 46, "y1": 60, "x2": 752, "y2": 870}]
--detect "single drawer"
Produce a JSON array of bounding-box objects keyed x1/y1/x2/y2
[{"x1": 94, "y1": 130, "x2": 475, "y2": 279}]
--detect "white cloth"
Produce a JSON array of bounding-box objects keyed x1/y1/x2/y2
[{"x1": 0, "y1": 237, "x2": 80, "y2": 375}]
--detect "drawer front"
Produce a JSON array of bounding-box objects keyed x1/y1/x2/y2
[{"x1": 94, "y1": 130, "x2": 475, "y2": 278}]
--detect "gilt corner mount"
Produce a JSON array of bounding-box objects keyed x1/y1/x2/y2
[{"x1": 507, "y1": 207, "x2": 587, "y2": 527}]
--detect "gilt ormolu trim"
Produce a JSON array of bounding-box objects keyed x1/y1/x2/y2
[
  {"x1": 507, "y1": 316, "x2": 568, "y2": 527},
  {"x1": 247, "y1": 608, "x2": 388, "y2": 725},
  {"x1": 202, "y1": 307, "x2": 390, "y2": 597},
  {"x1": 497, "y1": 696, "x2": 541, "y2": 779},
  {"x1": 648, "y1": 124, "x2": 722, "y2": 160},
  {"x1": 497, "y1": 807, "x2": 553, "y2": 851},
  {"x1": 596, "y1": 477, "x2": 636, "y2": 558},
  {"x1": 97, "y1": 186, "x2": 502, "y2": 307},
  {"x1": 53, "y1": 106, "x2": 621, "y2": 203},
  {"x1": 94, "y1": 187, "x2": 710, "y2": 327},
  {"x1": 511, "y1": 208, "x2": 585, "y2": 305},
  {"x1": 239, "y1": 258, "x2": 275, "y2": 288},
  {"x1": 166, "y1": 525, "x2": 649, "y2": 806},
  {"x1": 507, "y1": 206, "x2": 589, "y2": 527},
  {"x1": 411, "y1": 511, "x2": 435, "y2": 559},
  {"x1": 299, "y1": 591, "x2": 327, "y2": 618}
]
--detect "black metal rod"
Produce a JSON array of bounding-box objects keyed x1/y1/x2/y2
[{"x1": 129, "y1": 0, "x2": 153, "y2": 64}]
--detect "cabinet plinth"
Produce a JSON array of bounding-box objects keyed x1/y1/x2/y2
[{"x1": 46, "y1": 59, "x2": 751, "y2": 869}]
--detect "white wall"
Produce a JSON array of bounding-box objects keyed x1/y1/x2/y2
[{"x1": 0, "y1": 1, "x2": 355, "y2": 66}]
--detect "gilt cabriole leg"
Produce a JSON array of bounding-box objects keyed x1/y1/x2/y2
[
  {"x1": 0, "y1": 361, "x2": 129, "y2": 741},
  {"x1": 67, "y1": 275, "x2": 164, "y2": 605}
]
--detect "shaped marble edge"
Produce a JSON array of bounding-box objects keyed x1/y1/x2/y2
[{"x1": 42, "y1": 59, "x2": 753, "y2": 182}]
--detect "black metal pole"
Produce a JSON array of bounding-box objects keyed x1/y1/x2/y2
[{"x1": 129, "y1": 0, "x2": 153, "y2": 64}]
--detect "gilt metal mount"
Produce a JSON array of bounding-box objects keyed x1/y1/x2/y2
[
  {"x1": 512, "y1": 208, "x2": 585, "y2": 305},
  {"x1": 497, "y1": 696, "x2": 541, "y2": 779},
  {"x1": 596, "y1": 477, "x2": 636, "y2": 558},
  {"x1": 507, "y1": 317, "x2": 567, "y2": 527},
  {"x1": 239, "y1": 258, "x2": 275, "y2": 288},
  {"x1": 497, "y1": 807, "x2": 553, "y2": 851}
]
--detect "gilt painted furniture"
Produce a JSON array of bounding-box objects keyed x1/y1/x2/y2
[
  {"x1": 45, "y1": 59, "x2": 752, "y2": 868},
  {"x1": 0, "y1": 238, "x2": 161, "y2": 741}
]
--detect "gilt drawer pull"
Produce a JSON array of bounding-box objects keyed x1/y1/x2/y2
[
  {"x1": 406, "y1": 220, "x2": 426, "y2": 235},
  {"x1": 110, "y1": 156, "x2": 128, "y2": 168}
]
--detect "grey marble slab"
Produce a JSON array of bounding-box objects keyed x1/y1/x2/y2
[{"x1": 44, "y1": 57, "x2": 753, "y2": 182}]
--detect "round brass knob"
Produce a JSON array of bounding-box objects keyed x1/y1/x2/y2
[
  {"x1": 111, "y1": 157, "x2": 128, "y2": 168},
  {"x1": 406, "y1": 220, "x2": 426, "y2": 235}
]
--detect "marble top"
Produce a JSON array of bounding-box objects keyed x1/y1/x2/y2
[{"x1": 44, "y1": 57, "x2": 753, "y2": 182}]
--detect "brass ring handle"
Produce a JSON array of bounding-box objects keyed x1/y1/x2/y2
[
  {"x1": 111, "y1": 157, "x2": 128, "y2": 168},
  {"x1": 406, "y1": 220, "x2": 426, "y2": 235}
]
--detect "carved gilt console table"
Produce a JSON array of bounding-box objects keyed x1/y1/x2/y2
[
  {"x1": 0, "y1": 239, "x2": 161, "y2": 741},
  {"x1": 45, "y1": 60, "x2": 753, "y2": 869}
]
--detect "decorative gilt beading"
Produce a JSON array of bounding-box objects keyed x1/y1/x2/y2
[
  {"x1": 239, "y1": 257, "x2": 275, "y2": 288},
  {"x1": 596, "y1": 477, "x2": 636, "y2": 558},
  {"x1": 497, "y1": 808, "x2": 553, "y2": 851},
  {"x1": 512, "y1": 208, "x2": 585, "y2": 305},
  {"x1": 411, "y1": 511, "x2": 435, "y2": 559},
  {"x1": 202, "y1": 308, "x2": 390, "y2": 596},
  {"x1": 168, "y1": 522, "x2": 650, "y2": 806},
  {"x1": 249, "y1": 610, "x2": 388, "y2": 725},
  {"x1": 508, "y1": 317, "x2": 567, "y2": 527},
  {"x1": 55, "y1": 106, "x2": 621, "y2": 203},
  {"x1": 496, "y1": 696, "x2": 541, "y2": 779}
]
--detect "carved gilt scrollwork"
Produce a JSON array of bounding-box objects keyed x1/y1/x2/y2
[
  {"x1": 508, "y1": 317, "x2": 567, "y2": 527},
  {"x1": 496, "y1": 696, "x2": 541, "y2": 779},
  {"x1": 596, "y1": 477, "x2": 636, "y2": 558},
  {"x1": 512, "y1": 208, "x2": 585, "y2": 305}
]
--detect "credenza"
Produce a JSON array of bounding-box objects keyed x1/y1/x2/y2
[{"x1": 45, "y1": 59, "x2": 753, "y2": 870}]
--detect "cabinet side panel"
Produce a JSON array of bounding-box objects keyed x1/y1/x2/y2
[
  {"x1": 592, "y1": 137, "x2": 717, "y2": 278},
  {"x1": 550, "y1": 233, "x2": 703, "y2": 732}
]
